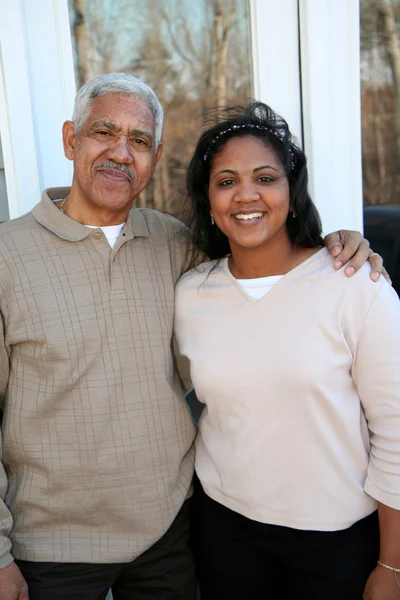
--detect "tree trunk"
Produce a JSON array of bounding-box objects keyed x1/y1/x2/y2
[
  {"x1": 372, "y1": 86, "x2": 387, "y2": 201},
  {"x1": 213, "y1": 0, "x2": 236, "y2": 107},
  {"x1": 72, "y1": 0, "x2": 89, "y2": 87},
  {"x1": 379, "y1": 0, "x2": 400, "y2": 160}
]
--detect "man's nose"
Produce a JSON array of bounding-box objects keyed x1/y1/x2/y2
[{"x1": 107, "y1": 136, "x2": 134, "y2": 163}]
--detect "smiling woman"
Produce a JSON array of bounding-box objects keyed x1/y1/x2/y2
[
  {"x1": 174, "y1": 101, "x2": 400, "y2": 600},
  {"x1": 186, "y1": 103, "x2": 323, "y2": 266},
  {"x1": 208, "y1": 137, "x2": 296, "y2": 278}
]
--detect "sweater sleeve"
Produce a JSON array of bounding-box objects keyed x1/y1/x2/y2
[
  {"x1": 0, "y1": 311, "x2": 14, "y2": 568},
  {"x1": 352, "y1": 283, "x2": 400, "y2": 509}
]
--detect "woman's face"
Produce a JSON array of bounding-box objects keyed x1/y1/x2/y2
[{"x1": 208, "y1": 135, "x2": 291, "y2": 255}]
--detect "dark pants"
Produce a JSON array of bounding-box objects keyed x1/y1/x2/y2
[
  {"x1": 16, "y1": 500, "x2": 196, "y2": 600},
  {"x1": 191, "y1": 480, "x2": 380, "y2": 600}
]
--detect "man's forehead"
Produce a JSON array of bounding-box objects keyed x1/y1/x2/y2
[{"x1": 84, "y1": 94, "x2": 155, "y2": 132}]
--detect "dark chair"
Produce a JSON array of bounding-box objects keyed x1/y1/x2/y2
[{"x1": 363, "y1": 204, "x2": 400, "y2": 296}]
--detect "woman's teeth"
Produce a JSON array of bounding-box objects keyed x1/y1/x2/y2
[{"x1": 234, "y1": 212, "x2": 263, "y2": 221}]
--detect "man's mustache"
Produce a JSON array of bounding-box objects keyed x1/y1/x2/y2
[{"x1": 96, "y1": 162, "x2": 135, "y2": 181}]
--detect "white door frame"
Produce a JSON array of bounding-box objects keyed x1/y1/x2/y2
[
  {"x1": 299, "y1": 0, "x2": 363, "y2": 233},
  {"x1": 0, "y1": 0, "x2": 75, "y2": 218},
  {"x1": 250, "y1": 0, "x2": 363, "y2": 234},
  {"x1": 1, "y1": 0, "x2": 363, "y2": 234},
  {"x1": 250, "y1": 0, "x2": 303, "y2": 143}
]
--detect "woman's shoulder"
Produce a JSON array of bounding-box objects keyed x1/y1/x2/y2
[{"x1": 176, "y1": 258, "x2": 225, "y2": 289}]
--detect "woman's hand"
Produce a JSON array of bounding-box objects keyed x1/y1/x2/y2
[
  {"x1": 324, "y1": 230, "x2": 391, "y2": 283},
  {"x1": 363, "y1": 565, "x2": 400, "y2": 599}
]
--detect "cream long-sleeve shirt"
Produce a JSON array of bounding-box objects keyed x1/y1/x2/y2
[{"x1": 174, "y1": 248, "x2": 400, "y2": 531}]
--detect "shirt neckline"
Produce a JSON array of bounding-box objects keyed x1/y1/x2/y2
[
  {"x1": 237, "y1": 274, "x2": 284, "y2": 286},
  {"x1": 85, "y1": 223, "x2": 125, "y2": 231},
  {"x1": 222, "y1": 247, "x2": 326, "y2": 305},
  {"x1": 32, "y1": 188, "x2": 150, "y2": 242}
]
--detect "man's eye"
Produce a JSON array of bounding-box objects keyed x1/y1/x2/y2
[
  {"x1": 132, "y1": 138, "x2": 149, "y2": 147},
  {"x1": 97, "y1": 130, "x2": 111, "y2": 136}
]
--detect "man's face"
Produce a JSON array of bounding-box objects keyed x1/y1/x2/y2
[{"x1": 63, "y1": 93, "x2": 162, "y2": 218}]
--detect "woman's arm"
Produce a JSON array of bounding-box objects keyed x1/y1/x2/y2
[
  {"x1": 351, "y1": 282, "x2": 400, "y2": 599},
  {"x1": 363, "y1": 503, "x2": 400, "y2": 599}
]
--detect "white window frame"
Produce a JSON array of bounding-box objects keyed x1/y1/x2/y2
[
  {"x1": 250, "y1": 0, "x2": 363, "y2": 234},
  {"x1": 1, "y1": 0, "x2": 363, "y2": 235},
  {"x1": 299, "y1": 0, "x2": 363, "y2": 233},
  {"x1": 250, "y1": 0, "x2": 303, "y2": 142},
  {"x1": 0, "y1": 0, "x2": 75, "y2": 218}
]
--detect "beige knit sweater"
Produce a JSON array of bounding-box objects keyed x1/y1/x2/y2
[
  {"x1": 175, "y1": 249, "x2": 400, "y2": 530},
  {"x1": 0, "y1": 188, "x2": 195, "y2": 567}
]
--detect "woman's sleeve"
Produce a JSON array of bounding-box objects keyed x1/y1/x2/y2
[{"x1": 352, "y1": 283, "x2": 400, "y2": 509}]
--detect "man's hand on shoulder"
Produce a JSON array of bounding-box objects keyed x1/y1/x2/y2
[
  {"x1": 0, "y1": 562, "x2": 28, "y2": 600},
  {"x1": 324, "y1": 229, "x2": 391, "y2": 283}
]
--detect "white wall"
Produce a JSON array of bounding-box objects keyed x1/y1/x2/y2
[
  {"x1": 0, "y1": 0, "x2": 363, "y2": 233},
  {"x1": 0, "y1": 139, "x2": 9, "y2": 221},
  {"x1": 0, "y1": 0, "x2": 75, "y2": 218}
]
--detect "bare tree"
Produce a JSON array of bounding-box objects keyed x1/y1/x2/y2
[
  {"x1": 360, "y1": 0, "x2": 399, "y2": 205},
  {"x1": 67, "y1": 0, "x2": 252, "y2": 217},
  {"x1": 70, "y1": 0, "x2": 89, "y2": 87},
  {"x1": 378, "y1": 0, "x2": 400, "y2": 158}
]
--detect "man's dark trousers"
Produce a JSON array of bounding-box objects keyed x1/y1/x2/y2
[{"x1": 16, "y1": 500, "x2": 196, "y2": 600}]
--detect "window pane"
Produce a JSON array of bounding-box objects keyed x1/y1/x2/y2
[
  {"x1": 67, "y1": 0, "x2": 253, "y2": 218},
  {"x1": 360, "y1": 0, "x2": 400, "y2": 207},
  {"x1": 0, "y1": 136, "x2": 10, "y2": 222},
  {"x1": 360, "y1": 0, "x2": 400, "y2": 294}
]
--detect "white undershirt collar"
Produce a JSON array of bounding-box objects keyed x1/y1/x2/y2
[{"x1": 85, "y1": 223, "x2": 125, "y2": 248}]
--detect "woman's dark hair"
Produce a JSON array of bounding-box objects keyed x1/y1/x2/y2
[{"x1": 186, "y1": 102, "x2": 323, "y2": 261}]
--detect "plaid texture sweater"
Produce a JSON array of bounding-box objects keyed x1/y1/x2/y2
[{"x1": 0, "y1": 188, "x2": 195, "y2": 567}]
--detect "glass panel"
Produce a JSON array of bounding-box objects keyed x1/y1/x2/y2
[
  {"x1": 67, "y1": 0, "x2": 252, "y2": 218},
  {"x1": 0, "y1": 136, "x2": 10, "y2": 222},
  {"x1": 360, "y1": 0, "x2": 400, "y2": 294}
]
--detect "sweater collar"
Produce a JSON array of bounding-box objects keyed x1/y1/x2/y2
[{"x1": 32, "y1": 187, "x2": 150, "y2": 241}]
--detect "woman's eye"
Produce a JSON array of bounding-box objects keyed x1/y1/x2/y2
[
  {"x1": 220, "y1": 179, "x2": 234, "y2": 186},
  {"x1": 258, "y1": 176, "x2": 273, "y2": 183}
]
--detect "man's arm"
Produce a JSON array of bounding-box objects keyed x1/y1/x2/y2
[
  {"x1": 324, "y1": 230, "x2": 390, "y2": 282},
  {"x1": 0, "y1": 313, "x2": 28, "y2": 600},
  {"x1": 0, "y1": 563, "x2": 28, "y2": 600}
]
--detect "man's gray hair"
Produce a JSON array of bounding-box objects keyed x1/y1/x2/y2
[{"x1": 72, "y1": 73, "x2": 164, "y2": 146}]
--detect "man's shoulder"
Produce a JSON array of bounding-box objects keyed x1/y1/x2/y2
[
  {"x1": 137, "y1": 208, "x2": 189, "y2": 240},
  {"x1": 0, "y1": 211, "x2": 39, "y2": 239}
]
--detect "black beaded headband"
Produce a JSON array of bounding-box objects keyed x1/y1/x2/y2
[{"x1": 203, "y1": 123, "x2": 295, "y2": 170}]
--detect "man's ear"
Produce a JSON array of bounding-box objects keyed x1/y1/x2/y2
[
  {"x1": 62, "y1": 121, "x2": 76, "y2": 161},
  {"x1": 154, "y1": 142, "x2": 163, "y2": 168}
]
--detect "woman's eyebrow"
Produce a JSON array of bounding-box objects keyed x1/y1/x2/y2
[
  {"x1": 212, "y1": 169, "x2": 238, "y2": 179},
  {"x1": 254, "y1": 165, "x2": 280, "y2": 173}
]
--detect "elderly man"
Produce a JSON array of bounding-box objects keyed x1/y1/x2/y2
[{"x1": 0, "y1": 73, "x2": 384, "y2": 600}]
